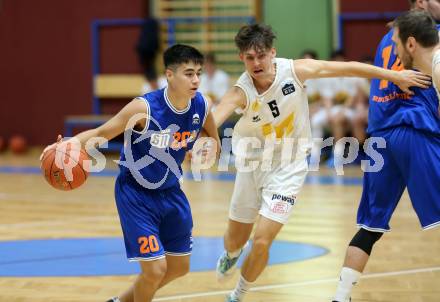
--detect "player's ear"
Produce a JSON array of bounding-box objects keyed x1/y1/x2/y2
[
  {"x1": 271, "y1": 47, "x2": 276, "y2": 58},
  {"x1": 239, "y1": 52, "x2": 244, "y2": 62},
  {"x1": 406, "y1": 36, "x2": 417, "y2": 53},
  {"x1": 165, "y1": 68, "x2": 174, "y2": 81}
]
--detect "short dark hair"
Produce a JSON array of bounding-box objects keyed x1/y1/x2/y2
[
  {"x1": 163, "y1": 44, "x2": 204, "y2": 69},
  {"x1": 300, "y1": 49, "x2": 318, "y2": 59},
  {"x1": 408, "y1": 0, "x2": 417, "y2": 7},
  {"x1": 394, "y1": 10, "x2": 439, "y2": 48},
  {"x1": 330, "y1": 49, "x2": 345, "y2": 60},
  {"x1": 234, "y1": 23, "x2": 276, "y2": 53}
]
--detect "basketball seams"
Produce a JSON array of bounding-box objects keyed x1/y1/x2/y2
[
  {"x1": 48, "y1": 151, "x2": 57, "y2": 188},
  {"x1": 42, "y1": 146, "x2": 89, "y2": 190},
  {"x1": 58, "y1": 148, "x2": 87, "y2": 189},
  {"x1": 58, "y1": 153, "x2": 73, "y2": 190},
  {"x1": 58, "y1": 148, "x2": 89, "y2": 180},
  {"x1": 41, "y1": 148, "x2": 55, "y2": 183},
  {"x1": 78, "y1": 150, "x2": 89, "y2": 180}
]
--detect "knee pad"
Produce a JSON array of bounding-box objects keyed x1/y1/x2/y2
[{"x1": 349, "y1": 228, "x2": 383, "y2": 255}]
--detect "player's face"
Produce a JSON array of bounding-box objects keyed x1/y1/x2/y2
[
  {"x1": 239, "y1": 47, "x2": 276, "y2": 79},
  {"x1": 166, "y1": 62, "x2": 202, "y2": 98},
  {"x1": 426, "y1": 0, "x2": 440, "y2": 22},
  {"x1": 392, "y1": 28, "x2": 414, "y2": 69}
]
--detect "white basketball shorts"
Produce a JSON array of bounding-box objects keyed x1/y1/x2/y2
[{"x1": 229, "y1": 158, "x2": 308, "y2": 225}]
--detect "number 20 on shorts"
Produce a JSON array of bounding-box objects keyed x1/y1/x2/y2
[{"x1": 138, "y1": 235, "x2": 160, "y2": 254}]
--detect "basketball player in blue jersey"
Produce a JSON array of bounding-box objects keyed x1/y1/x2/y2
[
  {"x1": 208, "y1": 23, "x2": 430, "y2": 302},
  {"x1": 40, "y1": 44, "x2": 220, "y2": 302},
  {"x1": 332, "y1": 3, "x2": 440, "y2": 302}
]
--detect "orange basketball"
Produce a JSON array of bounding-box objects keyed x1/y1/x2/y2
[
  {"x1": 40, "y1": 144, "x2": 90, "y2": 191},
  {"x1": 9, "y1": 135, "x2": 27, "y2": 154}
]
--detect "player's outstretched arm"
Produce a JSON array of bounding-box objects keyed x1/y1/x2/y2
[
  {"x1": 213, "y1": 86, "x2": 247, "y2": 127},
  {"x1": 202, "y1": 109, "x2": 221, "y2": 154},
  {"x1": 40, "y1": 98, "x2": 148, "y2": 159},
  {"x1": 295, "y1": 59, "x2": 431, "y2": 95},
  {"x1": 78, "y1": 98, "x2": 148, "y2": 145}
]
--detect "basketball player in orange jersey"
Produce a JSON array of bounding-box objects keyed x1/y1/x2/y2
[
  {"x1": 211, "y1": 23, "x2": 431, "y2": 302},
  {"x1": 41, "y1": 44, "x2": 220, "y2": 302}
]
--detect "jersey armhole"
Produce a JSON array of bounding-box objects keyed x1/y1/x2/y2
[
  {"x1": 290, "y1": 59, "x2": 306, "y2": 89},
  {"x1": 132, "y1": 96, "x2": 151, "y2": 134},
  {"x1": 433, "y1": 49, "x2": 440, "y2": 68},
  {"x1": 201, "y1": 94, "x2": 209, "y2": 126},
  {"x1": 233, "y1": 84, "x2": 250, "y2": 114}
]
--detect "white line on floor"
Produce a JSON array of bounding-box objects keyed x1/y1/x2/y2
[{"x1": 153, "y1": 266, "x2": 440, "y2": 301}]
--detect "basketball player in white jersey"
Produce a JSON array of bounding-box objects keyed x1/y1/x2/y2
[{"x1": 212, "y1": 23, "x2": 431, "y2": 302}]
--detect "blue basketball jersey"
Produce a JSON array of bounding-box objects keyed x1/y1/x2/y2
[
  {"x1": 367, "y1": 26, "x2": 440, "y2": 135},
  {"x1": 119, "y1": 88, "x2": 208, "y2": 190}
]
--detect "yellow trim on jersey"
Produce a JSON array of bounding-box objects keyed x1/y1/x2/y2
[{"x1": 262, "y1": 113, "x2": 295, "y2": 139}]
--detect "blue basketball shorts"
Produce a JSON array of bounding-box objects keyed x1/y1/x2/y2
[
  {"x1": 114, "y1": 174, "x2": 193, "y2": 261},
  {"x1": 358, "y1": 126, "x2": 440, "y2": 231}
]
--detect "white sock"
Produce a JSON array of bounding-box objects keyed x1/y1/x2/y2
[
  {"x1": 227, "y1": 248, "x2": 241, "y2": 258},
  {"x1": 334, "y1": 267, "x2": 361, "y2": 302},
  {"x1": 110, "y1": 298, "x2": 121, "y2": 302},
  {"x1": 231, "y1": 275, "x2": 253, "y2": 301}
]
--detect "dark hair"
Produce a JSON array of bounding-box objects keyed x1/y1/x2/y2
[
  {"x1": 163, "y1": 44, "x2": 204, "y2": 69},
  {"x1": 301, "y1": 49, "x2": 318, "y2": 59},
  {"x1": 234, "y1": 23, "x2": 276, "y2": 53},
  {"x1": 408, "y1": 0, "x2": 416, "y2": 7},
  {"x1": 330, "y1": 49, "x2": 345, "y2": 60},
  {"x1": 394, "y1": 10, "x2": 439, "y2": 48},
  {"x1": 360, "y1": 55, "x2": 374, "y2": 64}
]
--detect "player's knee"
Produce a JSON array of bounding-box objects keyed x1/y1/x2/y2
[
  {"x1": 139, "y1": 261, "x2": 167, "y2": 285},
  {"x1": 349, "y1": 228, "x2": 383, "y2": 256},
  {"x1": 251, "y1": 237, "x2": 271, "y2": 256}
]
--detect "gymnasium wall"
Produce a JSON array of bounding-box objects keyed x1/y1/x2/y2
[
  {"x1": 0, "y1": 0, "x2": 144, "y2": 145},
  {"x1": 340, "y1": 0, "x2": 408, "y2": 60},
  {"x1": 263, "y1": 0, "x2": 333, "y2": 60}
]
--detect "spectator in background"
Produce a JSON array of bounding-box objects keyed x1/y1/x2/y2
[
  {"x1": 198, "y1": 52, "x2": 230, "y2": 111},
  {"x1": 331, "y1": 55, "x2": 373, "y2": 151},
  {"x1": 309, "y1": 50, "x2": 370, "y2": 165},
  {"x1": 137, "y1": 18, "x2": 162, "y2": 93}
]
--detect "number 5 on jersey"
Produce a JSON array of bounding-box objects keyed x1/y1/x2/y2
[{"x1": 262, "y1": 100, "x2": 295, "y2": 139}]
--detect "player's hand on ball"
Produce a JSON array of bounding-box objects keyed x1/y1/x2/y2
[{"x1": 39, "y1": 134, "x2": 63, "y2": 161}]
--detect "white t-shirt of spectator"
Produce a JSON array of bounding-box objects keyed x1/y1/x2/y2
[{"x1": 199, "y1": 69, "x2": 230, "y2": 105}]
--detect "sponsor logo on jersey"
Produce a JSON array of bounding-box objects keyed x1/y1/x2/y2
[
  {"x1": 282, "y1": 82, "x2": 295, "y2": 96},
  {"x1": 192, "y1": 113, "x2": 200, "y2": 125},
  {"x1": 150, "y1": 132, "x2": 171, "y2": 148},
  {"x1": 271, "y1": 201, "x2": 289, "y2": 214},
  {"x1": 271, "y1": 193, "x2": 296, "y2": 205},
  {"x1": 252, "y1": 115, "x2": 261, "y2": 122}
]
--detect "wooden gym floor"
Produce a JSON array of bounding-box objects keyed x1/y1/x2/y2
[{"x1": 0, "y1": 149, "x2": 439, "y2": 302}]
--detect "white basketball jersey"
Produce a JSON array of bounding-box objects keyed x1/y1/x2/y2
[
  {"x1": 432, "y1": 49, "x2": 440, "y2": 100},
  {"x1": 232, "y1": 58, "x2": 312, "y2": 160}
]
